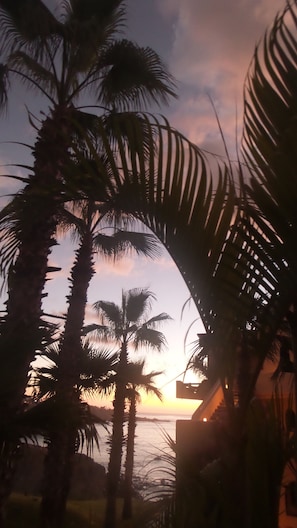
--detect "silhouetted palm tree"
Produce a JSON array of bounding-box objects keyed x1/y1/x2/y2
[
  {"x1": 0, "y1": 0, "x2": 174, "y2": 433},
  {"x1": 39, "y1": 198, "x2": 160, "y2": 527},
  {"x1": 122, "y1": 360, "x2": 162, "y2": 520},
  {"x1": 31, "y1": 338, "x2": 117, "y2": 528},
  {"x1": 0, "y1": 1, "x2": 175, "y2": 517},
  {"x1": 91, "y1": 287, "x2": 171, "y2": 528}
]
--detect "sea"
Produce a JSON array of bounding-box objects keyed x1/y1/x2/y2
[{"x1": 88, "y1": 413, "x2": 190, "y2": 498}]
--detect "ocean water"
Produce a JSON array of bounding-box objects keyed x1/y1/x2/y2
[{"x1": 90, "y1": 413, "x2": 189, "y2": 495}]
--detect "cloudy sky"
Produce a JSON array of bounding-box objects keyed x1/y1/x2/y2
[
  {"x1": 127, "y1": 0, "x2": 282, "y2": 152},
  {"x1": 0, "y1": 0, "x2": 286, "y2": 415}
]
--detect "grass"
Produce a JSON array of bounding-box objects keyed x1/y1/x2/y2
[{"x1": 6, "y1": 493, "x2": 157, "y2": 528}]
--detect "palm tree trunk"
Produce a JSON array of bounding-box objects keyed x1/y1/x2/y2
[
  {"x1": 104, "y1": 345, "x2": 128, "y2": 528},
  {"x1": 1, "y1": 105, "x2": 73, "y2": 402},
  {"x1": 58, "y1": 230, "x2": 95, "y2": 387},
  {"x1": 104, "y1": 382, "x2": 126, "y2": 528},
  {"x1": 122, "y1": 391, "x2": 137, "y2": 520},
  {"x1": 40, "y1": 231, "x2": 95, "y2": 526},
  {"x1": 40, "y1": 422, "x2": 77, "y2": 528},
  {"x1": 0, "y1": 107, "x2": 72, "y2": 523}
]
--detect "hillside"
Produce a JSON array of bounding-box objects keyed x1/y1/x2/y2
[
  {"x1": 13, "y1": 444, "x2": 106, "y2": 500},
  {"x1": 89, "y1": 405, "x2": 114, "y2": 422}
]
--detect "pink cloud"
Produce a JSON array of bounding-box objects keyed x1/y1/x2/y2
[
  {"x1": 93, "y1": 256, "x2": 138, "y2": 277},
  {"x1": 153, "y1": 256, "x2": 175, "y2": 269},
  {"x1": 158, "y1": 0, "x2": 283, "y2": 151}
]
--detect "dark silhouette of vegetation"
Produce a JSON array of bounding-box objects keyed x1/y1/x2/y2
[
  {"x1": 122, "y1": 360, "x2": 162, "y2": 520},
  {"x1": 0, "y1": 0, "x2": 175, "y2": 523},
  {"x1": 90, "y1": 288, "x2": 170, "y2": 528},
  {"x1": 37, "y1": 198, "x2": 160, "y2": 527}
]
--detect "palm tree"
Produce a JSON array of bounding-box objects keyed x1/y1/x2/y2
[
  {"x1": 151, "y1": 3, "x2": 297, "y2": 525},
  {"x1": 238, "y1": 4, "x2": 297, "y2": 525},
  {"x1": 90, "y1": 287, "x2": 171, "y2": 528},
  {"x1": 32, "y1": 340, "x2": 118, "y2": 402},
  {"x1": 122, "y1": 360, "x2": 162, "y2": 520},
  {"x1": 0, "y1": 0, "x2": 175, "y2": 517},
  {"x1": 0, "y1": 0, "x2": 175, "y2": 431},
  {"x1": 39, "y1": 198, "x2": 160, "y2": 527},
  {"x1": 242, "y1": 0, "x2": 297, "y2": 328},
  {"x1": 56, "y1": 197, "x2": 160, "y2": 398},
  {"x1": 31, "y1": 338, "x2": 118, "y2": 528}
]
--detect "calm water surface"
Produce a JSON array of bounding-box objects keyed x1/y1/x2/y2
[{"x1": 91, "y1": 413, "x2": 190, "y2": 494}]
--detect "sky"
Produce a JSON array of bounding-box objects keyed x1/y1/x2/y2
[{"x1": 0, "y1": 0, "x2": 286, "y2": 416}]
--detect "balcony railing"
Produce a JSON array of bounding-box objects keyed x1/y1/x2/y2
[{"x1": 176, "y1": 379, "x2": 211, "y2": 400}]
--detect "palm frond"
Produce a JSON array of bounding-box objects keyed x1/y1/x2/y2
[
  {"x1": 144, "y1": 313, "x2": 173, "y2": 328},
  {"x1": 100, "y1": 111, "x2": 156, "y2": 161},
  {"x1": 242, "y1": 0, "x2": 297, "y2": 319},
  {"x1": 63, "y1": 0, "x2": 125, "y2": 52},
  {"x1": 32, "y1": 338, "x2": 118, "y2": 400},
  {"x1": 8, "y1": 50, "x2": 57, "y2": 102},
  {"x1": 134, "y1": 327, "x2": 168, "y2": 352},
  {"x1": 125, "y1": 360, "x2": 163, "y2": 400},
  {"x1": 0, "y1": 0, "x2": 61, "y2": 54},
  {"x1": 97, "y1": 39, "x2": 176, "y2": 110},
  {"x1": 93, "y1": 300, "x2": 122, "y2": 327},
  {"x1": 125, "y1": 287, "x2": 156, "y2": 323}
]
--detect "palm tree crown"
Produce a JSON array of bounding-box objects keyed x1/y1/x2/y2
[
  {"x1": 91, "y1": 287, "x2": 171, "y2": 358},
  {"x1": 0, "y1": 0, "x2": 176, "y2": 113}
]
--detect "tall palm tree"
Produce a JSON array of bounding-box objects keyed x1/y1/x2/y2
[
  {"x1": 56, "y1": 197, "x2": 160, "y2": 398},
  {"x1": 39, "y1": 198, "x2": 160, "y2": 527},
  {"x1": 90, "y1": 287, "x2": 171, "y2": 528},
  {"x1": 122, "y1": 360, "x2": 162, "y2": 520},
  {"x1": 0, "y1": 0, "x2": 175, "y2": 429},
  {"x1": 0, "y1": 1, "x2": 175, "y2": 517}
]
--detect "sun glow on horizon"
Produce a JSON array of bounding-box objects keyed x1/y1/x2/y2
[
  {"x1": 88, "y1": 391, "x2": 202, "y2": 418},
  {"x1": 138, "y1": 397, "x2": 202, "y2": 417}
]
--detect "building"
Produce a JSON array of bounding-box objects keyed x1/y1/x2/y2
[{"x1": 176, "y1": 355, "x2": 297, "y2": 528}]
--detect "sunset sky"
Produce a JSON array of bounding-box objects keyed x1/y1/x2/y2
[{"x1": 0, "y1": 0, "x2": 286, "y2": 416}]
